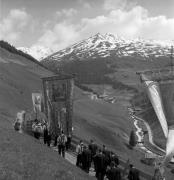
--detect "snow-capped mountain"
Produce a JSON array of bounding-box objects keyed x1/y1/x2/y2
[
  {"x1": 45, "y1": 33, "x2": 172, "y2": 61},
  {"x1": 18, "y1": 45, "x2": 54, "y2": 61}
]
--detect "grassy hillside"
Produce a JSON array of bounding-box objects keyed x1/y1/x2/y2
[
  {"x1": 1, "y1": 43, "x2": 173, "y2": 179},
  {"x1": 0, "y1": 46, "x2": 94, "y2": 180}
]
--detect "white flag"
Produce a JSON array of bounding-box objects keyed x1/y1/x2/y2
[
  {"x1": 32, "y1": 93, "x2": 42, "y2": 113},
  {"x1": 144, "y1": 80, "x2": 168, "y2": 138}
]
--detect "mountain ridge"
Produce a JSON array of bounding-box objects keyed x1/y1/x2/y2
[
  {"x1": 44, "y1": 33, "x2": 172, "y2": 62},
  {"x1": 18, "y1": 33, "x2": 173, "y2": 62}
]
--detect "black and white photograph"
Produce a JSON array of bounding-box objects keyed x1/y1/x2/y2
[{"x1": 0, "y1": 0, "x2": 174, "y2": 179}]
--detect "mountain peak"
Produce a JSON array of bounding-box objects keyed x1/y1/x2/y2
[
  {"x1": 93, "y1": 33, "x2": 104, "y2": 39},
  {"x1": 44, "y1": 33, "x2": 171, "y2": 61}
]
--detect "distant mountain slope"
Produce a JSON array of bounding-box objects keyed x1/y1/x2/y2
[{"x1": 18, "y1": 45, "x2": 54, "y2": 61}]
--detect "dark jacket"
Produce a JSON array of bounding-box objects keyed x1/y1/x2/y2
[
  {"x1": 107, "y1": 167, "x2": 122, "y2": 180},
  {"x1": 81, "y1": 148, "x2": 92, "y2": 172},
  {"x1": 94, "y1": 153, "x2": 106, "y2": 172},
  {"x1": 89, "y1": 143, "x2": 98, "y2": 156},
  {"x1": 128, "y1": 168, "x2": 140, "y2": 180}
]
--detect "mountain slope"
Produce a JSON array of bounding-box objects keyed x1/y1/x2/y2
[
  {"x1": 0, "y1": 43, "x2": 93, "y2": 180},
  {"x1": 42, "y1": 33, "x2": 171, "y2": 90},
  {"x1": 45, "y1": 33, "x2": 171, "y2": 61},
  {"x1": 1, "y1": 42, "x2": 173, "y2": 179}
]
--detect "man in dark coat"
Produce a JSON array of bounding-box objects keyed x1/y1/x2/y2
[
  {"x1": 81, "y1": 145, "x2": 92, "y2": 173},
  {"x1": 128, "y1": 164, "x2": 140, "y2": 180},
  {"x1": 106, "y1": 161, "x2": 122, "y2": 180},
  {"x1": 102, "y1": 145, "x2": 111, "y2": 167},
  {"x1": 94, "y1": 149, "x2": 106, "y2": 180},
  {"x1": 88, "y1": 139, "x2": 98, "y2": 161}
]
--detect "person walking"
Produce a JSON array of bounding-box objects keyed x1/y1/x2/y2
[
  {"x1": 102, "y1": 145, "x2": 111, "y2": 168},
  {"x1": 76, "y1": 140, "x2": 84, "y2": 167},
  {"x1": 152, "y1": 163, "x2": 165, "y2": 180},
  {"x1": 128, "y1": 164, "x2": 140, "y2": 180},
  {"x1": 88, "y1": 139, "x2": 98, "y2": 163},
  {"x1": 94, "y1": 149, "x2": 106, "y2": 180},
  {"x1": 106, "y1": 161, "x2": 122, "y2": 180},
  {"x1": 57, "y1": 131, "x2": 67, "y2": 158},
  {"x1": 81, "y1": 145, "x2": 92, "y2": 173}
]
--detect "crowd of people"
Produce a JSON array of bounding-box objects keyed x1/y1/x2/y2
[
  {"x1": 15, "y1": 118, "x2": 163, "y2": 180},
  {"x1": 75, "y1": 139, "x2": 140, "y2": 180},
  {"x1": 30, "y1": 119, "x2": 72, "y2": 158},
  {"x1": 30, "y1": 120, "x2": 141, "y2": 180}
]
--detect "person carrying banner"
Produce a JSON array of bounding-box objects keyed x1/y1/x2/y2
[{"x1": 57, "y1": 131, "x2": 67, "y2": 158}]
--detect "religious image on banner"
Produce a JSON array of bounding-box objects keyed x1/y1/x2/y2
[
  {"x1": 32, "y1": 93, "x2": 42, "y2": 113},
  {"x1": 52, "y1": 83, "x2": 66, "y2": 102}
]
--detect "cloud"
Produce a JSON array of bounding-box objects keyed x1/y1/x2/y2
[
  {"x1": 36, "y1": 22, "x2": 80, "y2": 51},
  {"x1": 103, "y1": 0, "x2": 137, "y2": 11},
  {"x1": 0, "y1": 9, "x2": 30, "y2": 43},
  {"x1": 80, "y1": 6, "x2": 174, "y2": 40},
  {"x1": 56, "y1": 8, "x2": 78, "y2": 18},
  {"x1": 77, "y1": 0, "x2": 92, "y2": 9},
  {"x1": 35, "y1": 5, "x2": 174, "y2": 51}
]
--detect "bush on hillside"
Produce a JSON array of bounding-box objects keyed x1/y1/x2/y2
[{"x1": 129, "y1": 130, "x2": 137, "y2": 148}]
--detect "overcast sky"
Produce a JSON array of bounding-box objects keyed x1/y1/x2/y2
[{"x1": 0, "y1": 0, "x2": 174, "y2": 51}]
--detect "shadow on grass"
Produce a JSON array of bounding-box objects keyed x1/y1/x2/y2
[{"x1": 124, "y1": 142, "x2": 133, "y2": 150}]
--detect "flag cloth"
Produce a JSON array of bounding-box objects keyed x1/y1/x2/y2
[
  {"x1": 144, "y1": 80, "x2": 168, "y2": 138},
  {"x1": 32, "y1": 93, "x2": 42, "y2": 113},
  {"x1": 142, "y1": 74, "x2": 174, "y2": 165}
]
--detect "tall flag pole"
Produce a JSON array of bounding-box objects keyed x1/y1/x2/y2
[{"x1": 171, "y1": 45, "x2": 173, "y2": 72}]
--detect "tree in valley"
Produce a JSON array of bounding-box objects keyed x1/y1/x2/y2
[{"x1": 129, "y1": 130, "x2": 137, "y2": 148}]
